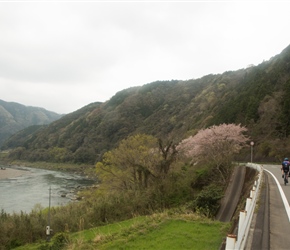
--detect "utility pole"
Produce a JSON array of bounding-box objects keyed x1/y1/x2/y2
[
  {"x1": 250, "y1": 141, "x2": 254, "y2": 163},
  {"x1": 46, "y1": 186, "x2": 51, "y2": 242}
]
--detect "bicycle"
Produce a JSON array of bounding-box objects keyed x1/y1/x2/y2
[{"x1": 283, "y1": 171, "x2": 289, "y2": 185}]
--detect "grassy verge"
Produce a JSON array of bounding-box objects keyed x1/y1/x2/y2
[{"x1": 15, "y1": 210, "x2": 230, "y2": 250}]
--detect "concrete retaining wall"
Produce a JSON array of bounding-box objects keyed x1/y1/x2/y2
[{"x1": 225, "y1": 163, "x2": 263, "y2": 250}]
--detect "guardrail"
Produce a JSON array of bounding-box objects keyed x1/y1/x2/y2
[{"x1": 225, "y1": 163, "x2": 263, "y2": 250}]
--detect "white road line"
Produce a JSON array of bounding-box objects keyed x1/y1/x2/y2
[{"x1": 264, "y1": 169, "x2": 290, "y2": 222}]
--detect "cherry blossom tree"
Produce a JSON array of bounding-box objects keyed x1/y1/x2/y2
[{"x1": 177, "y1": 123, "x2": 249, "y2": 182}]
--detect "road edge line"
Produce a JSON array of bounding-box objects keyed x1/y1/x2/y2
[{"x1": 264, "y1": 169, "x2": 290, "y2": 222}]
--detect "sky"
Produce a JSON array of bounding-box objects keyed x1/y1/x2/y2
[{"x1": 1, "y1": 1, "x2": 290, "y2": 114}]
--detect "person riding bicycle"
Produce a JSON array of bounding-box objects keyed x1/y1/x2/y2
[{"x1": 281, "y1": 157, "x2": 290, "y2": 183}]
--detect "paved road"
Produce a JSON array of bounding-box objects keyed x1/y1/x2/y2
[{"x1": 249, "y1": 164, "x2": 290, "y2": 250}]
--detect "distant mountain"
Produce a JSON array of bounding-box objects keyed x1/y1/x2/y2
[
  {"x1": 0, "y1": 100, "x2": 62, "y2": 147},
  {"x1": 3, "y1": 44, "x2": 290, "y2": 164}
]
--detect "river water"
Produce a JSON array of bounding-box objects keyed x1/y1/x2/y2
[{"x1": 0, "y1": 166, "x2": 95, "y2": 214}]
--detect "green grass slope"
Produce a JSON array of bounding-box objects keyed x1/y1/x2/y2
[{"x1": 15, "y1": 211, "x2": 230, "y2": 250}]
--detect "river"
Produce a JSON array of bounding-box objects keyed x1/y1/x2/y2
[{"x1": 0, "y1": 165, "x2": 96, "y2": 214}]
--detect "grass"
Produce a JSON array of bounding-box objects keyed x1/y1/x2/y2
[
  {"x1": 96, "y1": 219, "x2": 227, "y2": 250},
  {"x1": 15, "y1": 210, "x2": 230, "y2": 250}
]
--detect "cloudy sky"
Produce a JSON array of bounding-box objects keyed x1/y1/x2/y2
[{"x1": 1, "y1": 1, "x2": 290, "y2": 114}]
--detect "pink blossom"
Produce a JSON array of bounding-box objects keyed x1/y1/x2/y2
[{"x1": 177, "y1": 123, "x2": 249, "y2": 162}]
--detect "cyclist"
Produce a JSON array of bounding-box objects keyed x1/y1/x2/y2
[{"x1": 281, "y1": 157, "x2": 290, "y2": 183}]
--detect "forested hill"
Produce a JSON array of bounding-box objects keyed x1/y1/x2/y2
[
  {"x1": 0, "y1": 100, "x2": 62, "y2": 148},
  {"x1": 2, "y1": 44, "x2": 290, "y2": 164}
]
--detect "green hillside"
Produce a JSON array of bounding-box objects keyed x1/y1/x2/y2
[
  {"x1": 0, "y1": 100, "x2": 62, "y2": 148},
  {"x1": 2, "y1": 44, "x2": 290, "y2": 164}
]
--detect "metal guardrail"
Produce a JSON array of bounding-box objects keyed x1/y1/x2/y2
[{"x1": 225, "y1": 163, "x2": 263, "y2": 250}]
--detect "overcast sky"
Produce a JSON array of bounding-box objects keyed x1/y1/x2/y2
[{"x1": 1, "y1": 1, "x2": 290, "y2": 114}]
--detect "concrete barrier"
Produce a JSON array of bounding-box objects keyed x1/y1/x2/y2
[{"x1": 225, "y1": 163, "x2": 263, "y2": 250}]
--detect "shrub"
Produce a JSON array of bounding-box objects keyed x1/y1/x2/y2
[
  {"x1": 37, "y1": 233, "x2": 70, "y2": 250},
  {"x1": 50, "y1": 232, "x2": 70, "y2": 250},
  {"x1": 191, "y1": 184, "x2": 224, "y2": 217}
]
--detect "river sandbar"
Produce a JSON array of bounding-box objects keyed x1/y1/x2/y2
[{"x1": 0, "y1": 168, "x2": 29, "y2": 180}]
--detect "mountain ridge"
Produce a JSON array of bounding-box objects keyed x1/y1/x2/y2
[
  {"x1": 2, "y1": 44, "x2": 290, "y2": 164},
  {"x1": 0, "y1": 99, "x2": 63, "y2": 147}
]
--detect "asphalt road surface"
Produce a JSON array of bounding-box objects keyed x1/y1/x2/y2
[{"x1": 248, "y1": 164, "x2": 290, "y2": 250}]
